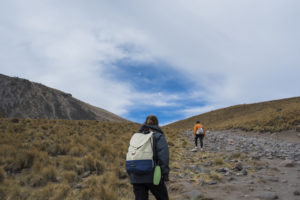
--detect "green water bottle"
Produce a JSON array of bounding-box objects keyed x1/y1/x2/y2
[{"x1": 153, "y1": 165, "x2": 161, "y2": 185}]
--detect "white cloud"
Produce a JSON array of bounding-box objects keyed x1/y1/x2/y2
[
  {"x1": 0, "y1": 0, "x2": 153, "y2": 115},
  {"x1": 181, "y1": 105, "x2": 220, "y2": 118},
  {"x1": 1, "y1": 0, "x2": 299, "y2": 120}
]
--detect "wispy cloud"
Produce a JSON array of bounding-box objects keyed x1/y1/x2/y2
[
  {"x1": 1, "y1": 0, "x2": 299, "y2": 124},
  {"x1": 180, "y1": 105, "x2": 220, "y2": 118}
]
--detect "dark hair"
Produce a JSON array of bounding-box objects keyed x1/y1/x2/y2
[
  {"x1": 145, "y1": 115, "x2": 159, "y2": 126},
  {"x1": 196, "y1": 121, "x2": 200, "y2": 124}
]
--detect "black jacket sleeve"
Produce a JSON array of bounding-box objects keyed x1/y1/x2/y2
[{"x1": 155, "y1": 133, "x2": 170, "y2": 181}]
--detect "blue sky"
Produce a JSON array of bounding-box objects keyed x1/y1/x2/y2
[
  {"x1": 1, "y1": 0, "x2": 300, "y2": 125},
  {"x1": 109, "y1": 58, "x2": 208, "y2": 124}
]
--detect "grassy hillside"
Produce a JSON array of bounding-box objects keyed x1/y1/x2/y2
[
  {"x1": 167, "y1": 97, "x2": 300, "y2": 132},
  {"x1": 1, "y1": 97, "x2": 300, "y2": 199},
  {"x1": 0, "y1": 118, "x2": 184, "y2": 200}
]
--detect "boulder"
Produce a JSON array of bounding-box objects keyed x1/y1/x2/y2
[
  {"x1": 294, "y1": 190, "x2": 300, "y2": 196},
  {"x1": 183, "y1": 190, "x2": 202, "y2": 199},
  {"x1": 279, "y1": 159, "x2": 295, "y2": 167},
  {"x1": 233, "y1": 162, "x2": 243, "y2": 171},
  {"x1": 255, "y1": 191, "x2": 278, "y2": 199}
]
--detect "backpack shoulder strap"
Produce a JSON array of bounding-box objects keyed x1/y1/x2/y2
[{"x1": 152, "y1": 132, "x2": 159, "y2": 165}]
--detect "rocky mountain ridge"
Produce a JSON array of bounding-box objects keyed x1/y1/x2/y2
[{"x1": 0, "y1": 74, "x2": 127, "y2": 122}]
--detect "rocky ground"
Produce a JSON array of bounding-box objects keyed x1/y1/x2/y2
[{"x1": 165, "y1": 130, "x2": 300, "y2": 200}]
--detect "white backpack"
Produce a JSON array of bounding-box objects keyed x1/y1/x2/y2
[
  {"x1": 196, "y1": 127, "x2": 204, "y2": 135},
  {"x1": 126, "y1": 132, "x2": 154, "y2": 174}
]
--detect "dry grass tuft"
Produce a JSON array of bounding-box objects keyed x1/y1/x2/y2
[
  {"x1": 0, "y1": 167, "x2": 4, "y2": 183},
  {"x1": 4, "y1": 150, "x2": 37, "y2": 173},
  {"x1": 62, "y1": 170, "x2": 78, "y2": 183},
  {"x1": 210, "y1": 172, "x2": 223, "y2": 180},
  {"x1": 7, "y1": 185, "x2": 30, "y2": 200},
  {"x1": 214, "y1": 157, "x2": 224, "y2": 165},
  {"x1": 41, "y1": 166, "x2": 57, "y2": 182},
  {"x1": 230, "y1": 152, "x2": 241, "y2": 159}
]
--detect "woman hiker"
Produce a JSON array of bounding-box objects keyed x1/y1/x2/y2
[{"x1": 129, "y1": 115, "x2": 170, "y2": 200}]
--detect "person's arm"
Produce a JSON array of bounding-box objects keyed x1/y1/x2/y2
[
  {"x1": 156, "y1": 134, "x2": 169, "y2": 181},
  {"x1": 193, "y1": 125, "x2": 197, "y2": 135}
]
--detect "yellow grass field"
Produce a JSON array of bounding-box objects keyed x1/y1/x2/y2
[{"x1": 0, "y1": 118, "x2": 184, "y2": 200}]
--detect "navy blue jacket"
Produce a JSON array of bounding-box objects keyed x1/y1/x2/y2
[{"x1": 129, "y1": 124, "x2": 169, "y2": 184}]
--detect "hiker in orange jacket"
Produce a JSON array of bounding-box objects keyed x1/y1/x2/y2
[{"x1": 191, "y1": 121, "x2": 206, "y2": 152}]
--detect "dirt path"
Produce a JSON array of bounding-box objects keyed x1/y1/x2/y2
[{"x1": 167, "y1": 130, "x2": 300, "y2": 200}]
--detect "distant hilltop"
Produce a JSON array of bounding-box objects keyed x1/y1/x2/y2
[
  {"x1": 0, "y1": 74, "x2": 127, "y2": 122},
  {"x1": 167, "y1": 96, "x2": 300, "y2": 132}
]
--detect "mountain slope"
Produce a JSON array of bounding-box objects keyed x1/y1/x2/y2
[
  {"x1": 0, "y1": 74, "x2": 127, "y2": 122},
  {"x1": 167, "y1": 97, "x2": 300, "y2": 132}
]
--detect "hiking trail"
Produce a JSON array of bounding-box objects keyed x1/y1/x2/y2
[{"x1": 155, "y1": 130, "x2": 300, "y2": 200}]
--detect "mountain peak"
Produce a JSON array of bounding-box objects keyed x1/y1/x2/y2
[{"x1": 0, "y1": 74, "x2": 127, "y2": 122}]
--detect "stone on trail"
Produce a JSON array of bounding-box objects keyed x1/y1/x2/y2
[
  {"x1": 183, "y1": 190, "x2": 203, "y2": 199},
  {"x1": 281, "y1": 179, "x2": 288, "y2": 183},
  {"x1": 255, "y1": 191, "x2": 279, "y2": 199},
  {"x1": 279, "y1": 159, "x2": 295, "y2": 167},
  {"x1": 233, "y1": 162, "x2": 243, "y2": 171},
  {"x1": 237, "y1": 169, "x2": 248, "y2": 176},
  {"x1": 215, "y1": 167, "x2": 229, "y2": 173},
  {"x1": 206, "y1": 180, "x2": 218, "y2": 185},
  {"x1": 266, "y1": 176, "x2": 279, "y2": 182},
  {"x1": 294, "y1": 190, "x2": 300, "y2": 196}
]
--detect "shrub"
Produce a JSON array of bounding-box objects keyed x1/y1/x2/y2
[
  {"x1": 84, "y1": 175, "x2": 99, "y2": 187},
  {"x1": 82, "y1": 155, "x2": 104, "y2": 174},
  {"x1": 62, "y1": 171, "x2": 78, "y2": 183},
  {"x1": 69, "y1": 145, "x2": 85, "y2": 157},
  {"x1": 98, "y1": 144, "x2": 113, "y2": 158},
  {"x1": 41, "y1": 166, "x2": 57, "y2": 182},
  {"x1": 30, "y1": 184, "x2": 53, "y2": 200},
  {"x1": 230, "y1": 152, "x2": 241, "y2": 159},
  {"x1": 214, "y1": 157, "x2": 224, "y2": 165},
  {"x1": 182, "y1": 139, "x2": 187, "y2": 146},
  {"x1": 79, "y1": 188, "x2": 94, "y2": 200},
  {"x1": 0, "y1": 167, "x2": 4, "y2": 183},
  {"x1": 0, "y1": 185, "x2": 6, "y2": 200},
  {"x1": 31, "y1": 152, "x2": 51, "y2": 172},
  {"x1": 28, "y1": 175, "x2": 47, "y2": 187},
  {"x1": 79, "y1": 186, "x2": 118, "y2": 200},
  {"x1": 51, "y1": 184, "x2": 71, "y2": 200},
  {"x1": 0, "y1": 144, "x2": 17, "y2": 158},
  {"x1": 210, "y1": 172, "x2": 222, "y2": 180},
  {"x1": 98, "y1": 186, "x2": 118, "y2": 200},
  {"x1": 20, "y1": 167, "x2": 53, "y2": 187},
  {"x1": 19, "y1": 150, "x2": 36, "y2": 168},
  {"x1": 117, "y1": 168, "x2": 128, "y2": 180},
  {"x1": 5, "y1": 150, "x2": 36, "y2": 173},
  {"x1": 47, "y1": 143, "x2": 69, "y2": 156},
  {"x1": 101, "y1": 171, "x2": 119, "y2": 187},
  {"x1": 7, "y1": 185, "x2": 30, "y2": 200}
]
